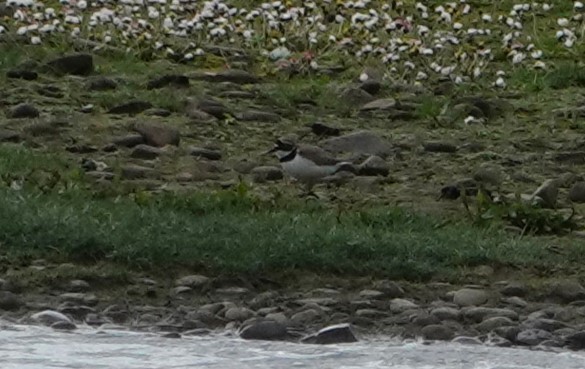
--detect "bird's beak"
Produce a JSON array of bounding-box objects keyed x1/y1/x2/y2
[{"x1": 262, "y1": 146, "x2": 278, "y2": 155}]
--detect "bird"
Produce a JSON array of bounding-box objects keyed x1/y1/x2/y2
[{"x1": 264, "y1": 138, "x2": 356, "y2": 195}]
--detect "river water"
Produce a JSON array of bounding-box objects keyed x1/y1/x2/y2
[{"x1": 1, "y1": 325, "x2": 584, "y2": 369}]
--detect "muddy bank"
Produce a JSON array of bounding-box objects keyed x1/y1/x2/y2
[{"x1": 2, "y1": 263, "x2": 585, "y2": 351}]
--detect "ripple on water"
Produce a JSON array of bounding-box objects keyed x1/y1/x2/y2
[{"x1": 0, "y1": 326, "x2": 584, "y2": 369}]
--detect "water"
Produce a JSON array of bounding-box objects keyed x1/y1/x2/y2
[{"x1": 1, "y1": 325, "x2": 584, "y2": 369}]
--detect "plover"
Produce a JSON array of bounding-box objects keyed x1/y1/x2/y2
[{"x1": 265, "y1": 138, "x2": 356, "y2": 194}]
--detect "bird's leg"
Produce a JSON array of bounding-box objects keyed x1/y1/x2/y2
[{"x1": 299, "y1": 182, "x2": 319, "y2": 199}]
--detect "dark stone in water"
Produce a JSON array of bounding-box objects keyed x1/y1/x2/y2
[
  {"x1": 239, "y1": 320, "x2": 288, "y2": 341},
  {"x1": 301, "y1": 323, "x2": 358, "y2": 344}
]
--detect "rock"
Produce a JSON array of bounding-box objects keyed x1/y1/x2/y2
[
  {"x1": 68, "y1": 280, "x2": 90, "y2": 292},
  {"x1": 0, "y1": 291, "x2": 22, "y2": 311},
  {"x1": 130, "y1": 144, "x2": 164, "y2": 159},
  {"x1": 462, "y1": 307, "x2": 518, "y2": 323},
  {"x1": 7, "y1": 103, "x2": 40, "y2": 118},
  {"x1": 516, "y1": 329, "x2": 552, "y2": 346},
  {"x1": 189, "y1": 147, "x2": 222, "y2": 160},
  {"x1": 452, "y1": 336, "x2": 483, "y2": 345},
  {"x1": 359, "y1": 290, "x2": 385, "y2": 299},
  {"x1": 569, "y1": 182, "x2": 585, "y2": 203},
  {"x1": 175, "y1": 275, "x2": 209, "y2": 289},
  {"x1": 473, "y1": 165, "x2": 504, "y2": 188},
  {"x1": 453, "y1": 288, "x2": 489, "y2": 307},
  {"x1": 565, "y1": 331, "x2": 585, "y2": 350},
  {"x1": 421, "y1": 324, "x2": 454, "y2": 341},
  {"x1": 549, "y1": 280, "x2": 585, "y2": 303},
  {"x1": 423, "y1": 141, "x2": 458, "y2": 153},
  {"x1": 502, "y1": 297, "x2": 527, "y2": 308},
  {"x1": 186, "y1": 108, "x2": 217, "y2": 122},
  {"x1": 301, "y1": 323, "x2": 358, "y2": 344},
  {"x1": 112, "y1": 134, "x2": 145, "y2": 148},
  {"x1": 162, "y1": 332, "x2": 181, "y2": 339},
  {"x1": 493, "y1": 326, "x2": 521, "y2": 342},
  {"x1": 309, "y1": 122, "x2": 340, "y2": 137},
  {"x1": 24, "y1": 119, "x2": 69, "y2": 136},
  {"x1": 265, "y1": 312, "x2": 288, "y2": 325},
  {"x1": 190, "y1": 70, "x2": 260, "y2": 84},
  {"x1": 45, "y1": 53, "x2": 94, "y2": 76},
  {"x1": 218, "y1": 91, "x2": 256, "y2": 99},
  {"x1": 194, "y1": 98, "x2": 231, "y2": 119},
  {"x1": 59, "y1": 293, "x2": 98, "y2": 306},
  {"x1": 321, "y1": 131, "x2": 393, "y2": 158},
  {"x1": 389, "y1": 298, "x2": 418, "y2": 313},
  {"x1": 51, "y1": 321, "x2": 77, "y2": 330},
  {"x1": 500, "y1": 281, "x2": 527, "y2": 297},
  {"x1": 338, "y1": 87, "x2": 375, "y2": 107},
  {"x1": 372, "y1": 280, "x2": 404, "y2": 297},
  {"x1": 146, "y1": 74, "x2": 189, "y2": 90},
  {"x1": 531, "y1": 179, "x2": 559, "y2": 208},
  {"x1": 31, "y1": 310, "x2": 72, "y2": 326},
  {"x1": 521, "y1": 318, "x2": 567, "y2": 332},
  {"x1": 86, "y1": 76, "x2": 118, "y2": 91},
  {"x1": 146, "y1": 108, "x2": 172, "y2": 117},
  {"x1": 358, "y1": 155, "x2": 389, "y2": 176},
  {"x1": 476, "y1": 317, "x2": 515, "y2": 332},
  {"x1": 133, "y1": 122, "x2": 180, "y2": 147},
  {"x1": 359, "y1": 80, "x2": 381, "y2": 95},
  {"x1": 431, "y1": 307, "x2": 460, "y2": 321},
  {"x1": 553, "y1": 151, "x2": 585, "y2": 165},
  {"x1": 360, "y1": 98, "x2": 397, "y2": 112},
  {"x1": 108, "y1": 100, "x2": 153, "y2": 115},
  {"x1": 0, "y1": 129, "x2": 21, "y2": 143},
  {"x1": 251, "y1": 166, "x2": 283, "y2": 183},
  {"x1": 291, "y1": 309, "x2": 321, "y2": 325},
  {"x1": 239, "y1": 320, "x2": 288, "y2": 341},
  {"x1": 66, "y1": 144, "x2": 98, "y2": 154},
  {"x1": 235, "y1": 110, "x2": 281, "y2": 123},
  {"x1": 120, "y1": 165, "x2": 157, "y2": 180},
  {"x1": 6, "y1": 69, "x2": 38, "y2": 80},
  {"x1": 224, "y1": 307, "x2": 254, "y2": 322}
]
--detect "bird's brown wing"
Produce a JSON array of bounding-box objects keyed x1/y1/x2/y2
[{"x1": 297, "y1": 145, "x2": 340, "y2": 166}]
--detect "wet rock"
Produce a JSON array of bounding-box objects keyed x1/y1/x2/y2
[
  {"x1": 421, "y1": 324, "x2": 454, "y2": 341},
  {"x1": 131, "y1": 144, "x2": 164, "y2": 159},
  {"x1": 162, "y1": 332, "x2": 181, "y2": 339},
  {"x1": 7, "y1": 103, "x2": 40, "y2": 119},
  {"x1": 0, "y1": 291, "x2": 22, "y2": 311},
  {"x1": 476, "y1": 317, "x2": 515, "y2": 332},
  {"x1": 360, "y1": 98, "x2": 397, "y2": 112},
  {"x1": 6, "y1": 69, "x2": 38, "y2": 80},
  {"x1": 358, "y1": 155, "x2": 389, "y2": 176},
  {"x1": 121, "y1": 165, "x2": 158, "y2": 180},
  {"x1": 68, "y1": 280, "x2": 90, "y2": 293},
  {"x1": 239, "y1": 320, "x2": 288, "y2": 341},
  {"x1": 502, "y1": 297, "x2": 527, "y2": 308},
  {"x1": 112, "y1": 134, "x2": 145, "y2": 148},
  {"x1": 147, "y1": 74, "x2": 189, "y2": 90},
  {"x1": 190, "y1": 69, "x2": 260, "y2": 84},
  {"x1": 531, "y1": 179, "x2": 559, "y2": 208},
  {"x1": 86, "y1": 76, "x2": 118, "y2": 91},
  {"x1": 423, "y1": 141, "x2": 458, "y2": 153},
  {"x1": 60, "y1": 293, "x2": 98, "y2": 306},
  {"x1": 516, "y1": 329, "x2": 552, "y2": 346},
  {"x1": 500, "y1": 281, "x2": 527, "y2": 297},
  {"x1": 452, "y1": 336, "x2": 482, "y2": 345},
  {"x1": 548, "y1": 280, "x2": 585, "y2": 303},
  {"x1": 493, "y1": 326, "x2": 521, "y2": 342},
  {"x1": 431, "y1": 307, "x2": 460, "y2": 321},
  {"x1": 359, "y1": 289, "x2": 385, "y2": 300},
  {"x1": 453, "y1": 288, "x2": 489, "y2": 307},
  {"x1": 569, "y1": 182, "x2": 585, "y2": 203},
  {"x1": 309, "y1": 122, "x2": 340, "y2": 137},
  {"x1": 463, "y1": 307, "x2": 518, "y2": 323},
  {"x1": 321, "y1": 131, "x2": 393, "y2": 158},
  {"x1": 133, "y1": 122, "x2": 180, "y2": 147},
  {"x1": 189, "y1": 147, "x2": 222, "y2": 160},
  {"x1": 51, "y1": 321, "x2": 77, "y2": 330},
  {"x1": 45, "y1": 53, "x2": 94, "y2": 76},
  {"x1": 389, "y1": 298, "x2": 418, "y2": 313},
  {"x1": 251, "y1": 166, "x2": 283, "y2": 183},
  {"x1": 301, "y1": 323, "x2": 358, "y2": 344},
  {"x1": 565, "y1": 331, "x2": 585, "y2": 350},
  {"x1": 31, "y1": 310, "x2": 72, "y2": 326},
  {"x1": 291, "y1": 309, "x2": 321, "y2": 326},
  {"x1": 108, "y1": 100, "x2": 153, "y2": 115},
  {"x1": 486, "y1": 333, "x2": 513, "y2": 347},
  {"x1": 225, "y1": 307, "x2": 255, "y2": 322},
  {"x1": 0, "y1": 129, "x2": 22, "y2": 143},
  {"x1": 359, "y1": 80, "x2": 381, "y2": 95},
  {"x1": 175, "y1": 275, "x2": 209, "y2": 289},
  {"x1": 235, "y1": 110, "x2": 281, "y2": 123},
  {"x1": 521, "y1": 318, "x2": 567, "y2": 332}
]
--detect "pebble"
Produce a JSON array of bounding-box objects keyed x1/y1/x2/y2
[{"x1": 453, "y1": 288, "x2": 489, "y2": 307}]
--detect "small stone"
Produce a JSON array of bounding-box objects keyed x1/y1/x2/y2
[
  {"x1": 500, "y1": 281, "x2": 527, "y2": 297},
  {"x1": 6, "y1": 70, "x2": 38, "y2": 80},
  {"x1": 389, "y1": 298, "x2": 418, "y2": 313},
  {"x1": 309, "y1": 123, "x2": 340, "y2": 137},
  {"x1": 112, "y1": 134, "x2": 145, "y2": 148},
  {"x1": 531, "y1": 179, "x2": 559, "y2": 208},
  {"x1": 569, "y1": 182, "x2": 585, "y2": 203},
  {"x1": 190, "y1": 69, "x2": 260, "y2": 84},
  {"x1": 192, "y1": 98, "x2": 231, "y2": 119},
  {"x1": 0, "y1": 291, "x2": 22, "y2": 311},
  {"x1": 521, "y1": 318, "x2": 568, "y2": 332},
  {"x1": 0, "y1": 129, "x2": 22, "y2": 143},
  {"x1": 372, "y1": 280, "x2": 404, "y2": 297},
  {"x1": 235, "y1": 110, "x2": 281, "y2": 123},
  {"x1": 430, "y1": 307, "x2": 460, "y2": 321},
  {"x1": 59, "y1": 293, "x2": 98, "y2": 306},
  {"x1": 476, "y1": 317, "x2": 515, "y2": 332},
  {"x1": 473, "y1": 165, "x2": 504, "y2": 188},
  {"x1": 322, "y1": 131, "x2": 393, "y2": 158},
  {"x1": 224, "y1": 307, "x2": 254, "y2": 322},
  {"x1": 146, "y1": 74, "x2": 189, "y2": 90},
  {"x1": 359, "y1": 80, "x2": 381, "y2": 95},
  {"x1": 291, "y1": 309, "x2": 321, "y2": 325},
  {"x1": 502, "y1": 296, "x2": 527, "y2": 308},
  {"x1": 339, "y1": 87, "x2": 375, "y2": 107},
  {"x1": 359, "y1": 290, "x2": 385, "y2": 299},
  {"x1": 186, "y1": 108, "x2": 217, "y2": 122},
  {"x1": 145, "y1": 108, "x2": 172, "y2": 117},
  {"x1": 108, "y1": 100, "x2": 153, "y2": 115},
  {"x1": 463, "y1": 307, "x2": 518, "y2": 323},
  {"x1": 175, "y1": 275, "x2": 209, "y2": 289},
  {"x1": 239, "y1": 320, "x2": 288, "y2": 341},
  {"x1": 565, "y1": 331, "x2": 585, "y2": 350},
  {"x1": 131, "y1": 144, "x2": 164, "y2": 160},
  {"x1": 251, "y1": 166, "x2": 283, "y2": 183},
  {"x1": 45, "y1": 53, "x2": 94, "y2": 76},
  {"x1": 300, "y1": 323, "x2": 358, "y2": 344},
  {"x1": 358, "y1": 155, "x2": 389, "y2": 176},
  {"x1": 31, "y1": 310, "x2": 72, "y2": 326},
  {"x1": 86, "y1": 76, "x2": 117, "y2": 91},
  {"x1": 452, "y1": 336, "x2": 482, "y2": 345},
  {"x1": 133, "y1": 122, "x2": 180, "y2": 147},
  {"x1": 421, "y1": 324, "x2": 454, "y2": 341},
  {"x1": 7, "y1": 103, "x2": 40, "y2": 119},
  {"x1": 549, "y1": 280, "x2": 585, "y2": 303},
  {"x1": 68, "y1": 280, "x2": 90, "y2": 292},
  {"x1": 162, "y1": 332, "x2": 181, "y2": 339},
  {"x1": 453, "y1": 288, "x2": 489, "y2": 307},
  {"x1": 189, "y1": 147, "x2": 222, "y2": 160},
  {"x1": 516, "y1": 329, "x2": 552, "y2": 346},
  {"x1": 423, "y1": 141, "x2": 458, "y2": 153},
  {"x1": 360, "y1": 98, "x2": 396, "y2": 111},
  {"x1": 120, "y1": 165, "x2": 157, "y2": 180},
  {"x1": 51, "y1": 321, "x2": 77, "y2": 330},
  {"x1": 172, "y1": 286, "x2": 192, "y2": 295}
]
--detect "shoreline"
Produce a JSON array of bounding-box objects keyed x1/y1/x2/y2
[{"x1": 2, "y1": 263, "x2": 585, "y2": 352}]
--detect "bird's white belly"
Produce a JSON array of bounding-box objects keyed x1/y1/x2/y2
[{"x1": 282, "y1": 155, "x2": 337, "y2": 182}]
